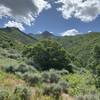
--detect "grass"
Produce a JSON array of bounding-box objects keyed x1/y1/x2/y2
[{"x1": 0, "y1": 71, "x2": 25, "y2": 90}]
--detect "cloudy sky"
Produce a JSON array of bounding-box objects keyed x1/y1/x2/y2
[{"x1": 0, "y1": 0, "x2": 100, "y2": 36}]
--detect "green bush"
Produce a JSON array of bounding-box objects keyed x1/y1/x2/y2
[
  {"x1": 65, "y1": 71, "x2": 96, "y2": 95},
  {"x1": 25, "y1": 58, "x2": 35, "y2": 66},
  {"x1": 7, "y1": 54, "x2": 20, "y2": 60},
  {"x1": 56, "y1": 69, "x2": 69, "y2": 75},
  {"x1": 0, "y1": 90, "x2": 9, "y2": 100},
  {"x1": 23, "y1": 73, "x2": 41, "y2": 86},
  {"x1": 95, "y1": 76, "x2": 100, "y2": 89},
  {"x1": 41, "y1": 70, "x2": 60, "y2": 83},
  {"x1": 14, "y1": 86, "x2": 31, "y2": 100},
  {"x1": 75, "y1": 93, "x2": 100, "y2": 100},
  {"x1": 41, "y1": 71, "x2": 50, "y2": 83},
  {"x1": 1, "y1": 42, "x2": 9, "y2": 49},
  {"x1": 58, "y1": 80, "x2": 68, "y2": 93},
  {"x1": 49, "y1": 71, "x2": 60, "y2": 83},
  {"x1": 4, "y1": 66, "x2": 16, "y2": 73},
  {"x1": 4, "y1": 64, "x2": 37, "y2": 76},
  {"x1": 42, "y1": 81, "x2": 68, "y2": 99},
  {"x1": 43, "y1": 84, "x2": 61, "y2": 99},
  {"x1": 16, "y1": 64, "x2": 29, "y2": 73}
]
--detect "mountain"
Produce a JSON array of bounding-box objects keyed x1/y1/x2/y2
[
  {"x1": 29, "y1": 31, "x2": 58, "y2": 39},
  {"x1": 0, "y1": 27, "x2": 100, "y2": 65},
  {"x1": 0, "y1": 27, "x2": 36, "y2": 44},
  {"x1": 57, "y1": 32, "x2": 100, "y2": 66},
  {"x1": 0, "y1": 27, "x2": 37, "y2": 50}
]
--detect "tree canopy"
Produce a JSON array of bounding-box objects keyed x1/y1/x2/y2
[{"x1": 23, "y1": 39, "x2": 72, "y2": 71}]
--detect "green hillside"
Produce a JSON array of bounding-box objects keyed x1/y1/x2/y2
[
  {"x1": 57, "y1": 32, "x2": 100, "y2": 66},
  {"x1": 0, "y1": 27, "x2": 37, "y2": 50},
  {"x1": 1, "y1": 28, "x2": 99, "y2": 66},
  {"x1": 30, "y1": 31, "x2": 100, "y2": 66},
  {"x1": 0, "y1": 28, "x2": 100, "y2": 100}
]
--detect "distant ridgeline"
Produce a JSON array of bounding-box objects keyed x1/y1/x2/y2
[
  {"x1": 0, "y1": 27, "x2": 100, "y2": 65},
  {"x1": 0, "y1": 27, "x2": 37, "y2": 49}
]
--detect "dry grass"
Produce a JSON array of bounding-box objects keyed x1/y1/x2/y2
[
  {"x1": 61, "y1": 93, "x2": 74, "y2": 100},
  {"x1": 0, "y1": 71, "x2": 25, "y2": 90}
]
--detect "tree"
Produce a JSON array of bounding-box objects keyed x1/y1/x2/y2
[
  {"x1": 87, "y1": 45, "x2": 100, "y2": 88},
  {"x1": 23, "y1": 39, "x2": 72, "y2": 72},
  {"x1": 93, "y1": 45, "x2": 100, "y2": 64},
  {"x1": 87, "y1": 45, "x2": 100, "y2": 70}
]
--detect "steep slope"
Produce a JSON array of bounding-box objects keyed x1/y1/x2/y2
[
  {"x1": 0, "y1": 27, "x2": 36, "y2": 45},
  {"x1": 57, "y1": 32, "x2": 100, "y2": 66}
]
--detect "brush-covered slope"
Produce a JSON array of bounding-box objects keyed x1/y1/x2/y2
[
  {"x1": 57, "y1": 32, "x2": 100, "y2": 65},
  {"x1": 0, "y1": 27, "x2": 36, "y2": 45},
  {"x1": 29, "y1": 31, "x2": 100, "y2": 65}
]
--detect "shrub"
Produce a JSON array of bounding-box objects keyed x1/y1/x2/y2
[
  {"x1": 43, "y1": 84, "x2": 62, "y2": 100},
  {"x1": 51, "y1": 84, "x2": 62, "y2": 99},
  {"x1": 41, "y1": 71, "x2": 50, "y2": 83},
  {"x1": 58, "y1": 80, "x2": 69, "y2": 93},
  {"x1": 4, "y1": 66, "x2": 16, "y2": 73},
  {"x1": 7, "y1": 54, "x2": 20, "y2": 60},
  {"x1": 43, "y1": 85, "x2": 52, "y2": 96},
  {"x1": 25, "y1": 58, "x2": 34, "y2": 66},
  {"x1": 95, "y1": 76, "x2": 100, "y2": 88},
  {"x1": 16, "y1": 64, "x2": 29, "y2": 73},
  {"x1": 14, "y1": 86, "x2": 31, "y2": 100},
  {"x1": 29, "y1": 74, "x2": 41, "y2": 86},
  {"x1": 0, "y1": 89, "x2": 9, "y2": 100},
  {"x1": 75, "y1": 93, "x2": 100, "y2": 100},
  {"x1": 15, "y1": 72, "x2": 24, "y2": 78},
  {"x1": 56, "y1": 69, "x2": 69, "y2": 75},
  {"x1": 49, "y1": 70, "x2": 60, "y2": 83},
  {"x1": 66, "y1": 71, "x2": 96, "y2": 95},
  {"x1": 23, "y1": 73, "x2": 41, "y2": 86},
  {"x1": 1, "y1": 41, "x2": 9, "y2": 48},
  {"x1": 41, "y1": 70, "x2": 60, "y2": 83}
]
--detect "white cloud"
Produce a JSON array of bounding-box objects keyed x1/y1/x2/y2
[
  {"x1": 56, "y1": 0, "x2": 100, "y2": 22},
  {"x1": 0, "y1": 0, "x2": 51, "y2": 25},
  {"x1": 61, "y1": 29, "x2": 81, "y2": 36},
  {"x1": 0, "y1": 5, "x2": 11, "y2": 18},
  {"x1": 33, "y1": 0, "x2": 51, "y2": 14},
  {"x1": 4, "y1": 21, "x2": 25, "y2": 31},
  {"x1": 88, "y1": 30, "x2": 92, "y2": 33}
]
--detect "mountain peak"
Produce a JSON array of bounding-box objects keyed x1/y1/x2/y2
[{"x1": 42, "y1": 31, "x2": 54, "y2": 37}]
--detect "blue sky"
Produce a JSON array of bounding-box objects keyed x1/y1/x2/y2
[{"x1": 0, "y1": 0, "x2": 100, "y2": 36}]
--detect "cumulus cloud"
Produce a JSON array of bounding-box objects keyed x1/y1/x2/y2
[
  {"x1": 0, "y1": 0, "x2": 51, "y2": 26},
  {"x1": 88, "y1": 30, "x2": 92, "y2": 33},
  {"x1": 56, "y1": 0, "x2": 100, "y2": 22},
  {"x1": 0, "y1": 5, "x2": 11, "y2": 19},
  {"x1": 61, "y1": 29, "x2": 81, "y2": 36},
  {"x1": 4, "y1": 21, "x2": 25, "y2": 31}
]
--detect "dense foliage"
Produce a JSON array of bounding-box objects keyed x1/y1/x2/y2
[{"x1": 23, "y1": 40, "x2": 73, "y2": 72}]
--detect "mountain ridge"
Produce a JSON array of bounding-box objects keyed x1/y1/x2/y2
[{"x1": 0, "y1": 27, "x2": 100, "y2": 63}]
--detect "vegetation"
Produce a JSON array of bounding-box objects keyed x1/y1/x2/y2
[
  {"x1": 23, "y1": 40, "x2": 72, "y2": 72},
  {"x1": 0, "y1": 27, "x2": 100, "y2": 100}
]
